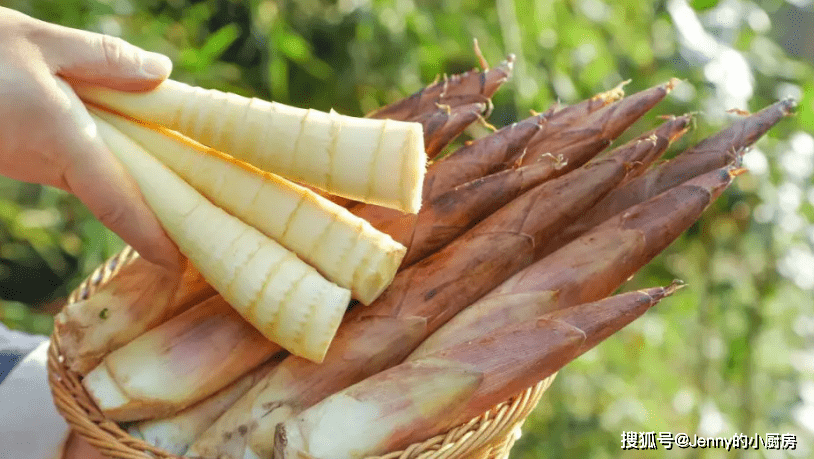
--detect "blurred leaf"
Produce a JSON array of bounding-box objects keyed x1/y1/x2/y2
[
  {"x1": 200, "y1": 23, "x2": 241, "y2": 60},
  {"x1": 276, "y1": 30, "x2": 333, "y2": 80},
  {"x1": 690, "y1": 0, "x2": 721, "y2": 11}
]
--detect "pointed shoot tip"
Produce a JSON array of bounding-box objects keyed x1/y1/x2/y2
[
  {"x1": 780, "y1": 97, "x2": 798, "y2": 116},
  {"x1": 645, "y1": 279, "x2": 686, "y2": 303},
  {"x1": 664, "y1": 77, "x2": 682, "y2": 93},
  {"x1": 664, "y1": 279, "x2": 687, "y2": 296}
]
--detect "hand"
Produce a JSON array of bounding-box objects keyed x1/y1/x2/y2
[{"x1": 0, "y1": 8, "x2": 181, "y2": 269}]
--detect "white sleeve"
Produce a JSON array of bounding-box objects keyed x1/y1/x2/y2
[{"x1": 0, "y1": 341, "x2": 70, "y2": 459}]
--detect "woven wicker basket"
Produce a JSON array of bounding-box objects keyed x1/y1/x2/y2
[{"x1": 47, "y1": 247, "x2": 555, "y2": 459}]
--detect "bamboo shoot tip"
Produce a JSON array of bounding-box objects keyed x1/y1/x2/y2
[
  {"x1": 664, "y1": 77, "x2": 682, "y2": 93},
  {"x1": 779, "y1": 97, "x2": 798, "y2": 116},
  {"x1": 663, "y1": 279, "x2": 686, "y2": 297}
]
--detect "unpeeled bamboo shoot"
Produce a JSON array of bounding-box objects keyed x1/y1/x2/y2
[
  {"x1": 56, "y1": 255, "x2": 215, "y2": 375},
  {"x1": 420, "y1": 111, "x2": 548, "y2": 202},
  {"x1": 188, "y1": 315, "x2": 429, "y2": 459},
  {"x1": 411, "y1": 284, "x2": 680, "y2": 360},
  {"x1": 486, "y1": 166, "x2": 738, "y2": 311},
  {"x1": 418, "y1": 81, "x2": 625, "y2": 202},
  {"x1": 517, "y1": 80, "x2": 677, "y2": 169},
  {"x1": 539, "y1": 99, "x2": 795, "y2": 258},
  {"x1": 82, "y1": 295, "x2": 283, "y2": 421},
  {"x1": 88, "y1": 109, "x2": 351, "y2": 362},
  {"x1": 54, "y1": 256, "x2": 184, "y2": 375},
  {"x1": 128, "y1": 355, "x2": 284, "y2": 455},
  {"x1": 294, "y1": 163, "x2": 733, "y2": 458},
  {"x1": 252, "y1": 163, "x2": 736, "y2": 457},
  {"x1": 392, "y1": 114, "x2": 690, "y2": 266},
  {"x1": 95, "y1": 109, "x2": 405, "y2": 305},
  {"x1": 74, "y1": 80, "x2": 426, "y2": 213},
  {"x1": 413, "y1": 102, "x2": 488, "y2": 159},
  {"x1": 368, "y1": 54, "x2": 514, "y2": 121},
  {"x1": 203, "y1": 145, "x2": 630, "y2": 459},
  {"x1": 274, "y1": 319, "x2": 585, "y2": 459},
  {"x1": 275, "y1": 284, "x2": 678, "y2": 459}
]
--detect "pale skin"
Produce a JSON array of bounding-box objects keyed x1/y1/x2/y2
[
  {"x1": 0, "y1": 7, "x2": 180, "y2": 270},
  {"x1": 0, "y1": 7, "x2": 180, "y2": 458}
]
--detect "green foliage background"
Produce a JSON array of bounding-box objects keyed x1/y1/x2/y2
[{"x1": 1, "y1": 0, "x2": 813, "y2": 457}]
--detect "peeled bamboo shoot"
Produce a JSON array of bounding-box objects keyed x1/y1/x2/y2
[
  {"x1": 74, "y1": 80, "x2": 427, "y2": 213},
  {"x1": 89, "y1": 110, "x2": 351, "y2": 362},
  {"x1": 94, "y1": 109, "x2": 405, "y2": 305}
]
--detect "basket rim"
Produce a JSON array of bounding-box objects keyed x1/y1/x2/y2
[{"x1": 47, "y1": 247, "x2": 554, "y2": 459}]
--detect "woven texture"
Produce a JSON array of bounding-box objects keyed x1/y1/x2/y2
[{"x1": 47, "y1": 247, "x2": 554, "y2": 459}]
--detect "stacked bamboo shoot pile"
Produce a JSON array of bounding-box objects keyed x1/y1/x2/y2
[{"x1": 52, "y1": 49, "x2": 794, "y2": 459}]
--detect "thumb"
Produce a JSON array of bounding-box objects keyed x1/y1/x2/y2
[{"x1": 35, "y1": 21, "x2": 172, "y2": 92}]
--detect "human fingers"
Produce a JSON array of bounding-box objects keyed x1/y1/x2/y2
[
  {"x1": 32, "y1": 18, "x2": 172, "y2": 92},
  {"x1": 51, "y1": 77, "x2": 181, "y2": 270}
]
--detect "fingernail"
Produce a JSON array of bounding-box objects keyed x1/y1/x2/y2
[{"x1": 140, "y1": 52, "x2": 173, "y2": 79}]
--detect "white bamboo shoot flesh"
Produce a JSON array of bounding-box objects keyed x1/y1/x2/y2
[
  {"x1": 90, "y1": 113, "x2": 351, "y2": 362},
  {"x1": 94, "y1": 109, "x2": 405, "y2": 305},
  {"x1": 83, "y1": 296, "x2": 283, "y2": 422},
  {"x1": 128, "y1": 354, "x2": 284, "y2": 456},
  {"x1": 75, "y1": 80, "x2": 426, "y2": 213}
]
